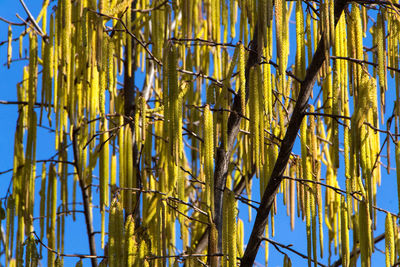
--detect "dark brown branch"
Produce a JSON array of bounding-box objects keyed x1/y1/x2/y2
[
  {"x1": 191, "y1": 166, "x2": 256, "y2": 257},
  {"x1": 169, "y1": 37, "x2": 237, "y2": 48},
  {"x1": 330, "y1": 233, "x2": 385, "y2": 267},
  {"x1": 87, "y1": 8, "x2": 161, "y2": 66},
  {"x1": 31, "y1": 231, "x2": 105, "y2": 259},
  {"x1": 213, "y1": 24, "x2": 262, "y2": 258},
  {"x1": 132, "y1": 0, "x2": 168, "y2": 13},
  {"x1": 0, "y1": 16, "x2": 25, "y2": 26},
  {"x1": 239, "y1": 1, "x2": 349, "y2": 265},
  {"x1": 72, "y1": 127, "x2": 98, "y2": 267},
  {"x1": 262, "y1": 237, "x2": 327, "y2": 267},
  {"x1": 147, "y1": 253, "x2": 224, "y2": 261},
  {"x1": 330, "y1": 55, "x2": 400, "y2": 74}
]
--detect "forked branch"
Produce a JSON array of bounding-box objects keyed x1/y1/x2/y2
[{"x1": 239, "y1": 0, "x2": 349, "y2": 265}]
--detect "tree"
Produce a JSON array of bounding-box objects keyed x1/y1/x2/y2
[{"x1": 0, "y1": 0, "x2": 399, "y2": 266}]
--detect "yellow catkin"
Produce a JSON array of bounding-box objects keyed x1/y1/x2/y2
[
  {"x1": 228, "y1": 191, "x2": 237, "y2": 267},
  {"x1": 377, "y1": 11, "x2": 387, "y2": 119},
  {"x1": 359, "y1": 201, "x2": 371, "y2": 267},
  {"x1": 167, "y1": 44, "x2": 179, "y2": 168},
  {"x1": 354, "y1": 5, "x2": 363, "y2": 87},
  {"x1": 227, "y1": 44, "x2": 240, "y2": 80},
  {"x1": 284, "y1": 255, "x2": 292, "y2": 267},
  {"x1": 99, "y1": 119, "x2": 109, "y2": 249},
  {"x1": 204, "y1": 105, "x2": 214, "y2": 210},
  {"x1": 275, "y1": 0, "x2": 283, "y2": 75},
  {"x1": 110, "y1": 151, "x2": 117, "y2": 188},
  {"x1": 100, "y1": 119, "x2": 110, "y2": 206},
  {"x1": 5, "y1": 196, "x2": 15, "y2": 266},
  {"x1": 305, "y1": 188, "x2": 312, "y2": 267},
  {"x1": 108, "y1": 201, "x2": 116, "y2": 267},
  {"x1": 7, "y1": 25, "x2": 12, "y2": 68},
  {"x1": 230, "y1": 0, "x2": 237, "y2": 39},
  {"x1": 116, "y1": 201, "x2": 124, "y2": 265},
  {"x1": 39, "y1": 163, "x2": 47, "y2": 252},
  {"x1": 237, "y1": 218, "x2": 244, "y2": 257},
  {"x1": 239, "y1": 43, "x2": 246, "y2": 115},
  {"x1": 295, "y1": 0, "x2": 305, "y2": 87},
  {"x1": 341, "y1": 198, "x2": 350, "y2": 267},
  {"x1": 385, "y1": 213, "x2": 395, "y2": 267},
  {"x1": 263, "y1": 48, "x2": 272, "y2": 121},
  {"x1": 19, "y1": 34, "x2": 23, "y2": 59},
  {"x1": 125, "y1": 215, "x2": 136, "y2": 266},
  {"x1": 48, "y1": 164, "x2": 57, "y2": 267},
  {"x1": 135, "y1": 97, "x2": 141, "y2": 146},
  {"x1": 396, "y1": 143, "x2": 400, "y2": 213},
  {"x1": 250, "y1": 67, "x2": 261, "y2": 176},
  {"x1": 124, "y1": 126, "x2": 134, "y2": 213},
  {"x1": 126, "y1": 1, "x2": 132, "y2": 76},
  {"x1": 209, "y1": 219, "x2": 218, "y2": 267}
]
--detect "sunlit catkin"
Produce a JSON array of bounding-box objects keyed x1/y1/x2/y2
[
  {"x1": 377, "y1": 11, "x2": 387, "y2": 117},
  {"x1": 249, "y1": 67, "x2": 261, "y2": 176},
  {"x1": 397, "y1": 143, "x2": 400, "y2": 214},
  {"x1": 283, "y1": 255, "x2": 292, "y2": 267},
  {"x1": 125, "y1": 215, "x2": 136, "y2": 266},
  {"x1": 39, "y1": 163, "x2": 47, "y2": 252},
  {"x1": 228, "y1": 190, "x2": 237, "y2": 267},
  {"x1": 48, "y1": 164, "x2": 57, "y2": 267},
  {"x1": 203, "y1": 105, "x2": 214, "y2": 210},
  {"x1": 295, "y1": 0, "x2": 305, "y2": 86},
  {"x1": 385, "y1": 212, "x2": 395, "y2": 267},
  {"x1": 341, "y1": 198, "x2": 350, "y2": 267},
  {"x1": 239, "y1": 43, "x2": 246, "y2": 114},
  {"x1": 359, "y1": 200, "x2": 372, "y2": 267}
]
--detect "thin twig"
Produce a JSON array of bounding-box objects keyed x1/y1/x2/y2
[
  {"x1": 18, "y1": 0, "x2": 48, "y2": 41},
  {"x1": 0, "y1": 16, "x2": 25, "y2": 26},
  {"x1": 31, "y1": 231, "x2": 105, "y2": 259},
  {"x1": 262, "y1": 237, "x2": 327, "y2": 267},
  {"x1": 72, "y1": 127, "x2": 98, "y2": 267}
]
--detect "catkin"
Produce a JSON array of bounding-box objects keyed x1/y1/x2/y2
[
  {"x1": 250, "y1": 67, "x2": 261, "y2": 176},
  {"x1": 239, "y1": 43, "x2": 246, "y2": 114},
  {"x1": 397, "y1": 143, "x2": 400, "y2": 214},
  {"x1": 377, "y1": 11, "x2": 387, "y2": 119},
  {"x1": 125, "y1": 215, "x2": 136, "y2": 266},
  {"x1": 341, "y1": 198, "x2": 350, "y2": 267},
  {"x1": 228, "y1": 191, "x2": 237, "y2": 267},
  {"x1": 385, "y1": 213, "x2": 395, "y2": 267},
  {"x1": 204, "y1": 105, "x2": 214, "y2": 210},
  {"x1": 359, "y1": 200, "x2": 371, "y2": 267},
  {"x1": 295, "y1": 0, "x2": 305, "y2": 84},
  {"x1": 7, "y1": 25, "x2": 12, "y2": 68}
]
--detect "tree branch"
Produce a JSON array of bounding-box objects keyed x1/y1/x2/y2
[
  {"x1": 262, "y1": 237, "x2": 327, "y2": 267},
  {"x1": 31, "y1": 231, "x2": 105, "y2": 259},
  {"x1": 330, "y1": 233, "x2": 385, "y2": 267},
  {"x1": 72, "y1": 127, "x2": 97, "y2": 267},
  {"x1": 239, "y1": 1, "x2": 349, "y2": 265},
  {"x1": 213, "y1": 25, "x2": 262, "y2": 255},
  {"x1": 19, "y1": 0, "x2": 48, "y2": 41}
]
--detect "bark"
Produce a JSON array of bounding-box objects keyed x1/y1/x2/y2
[
  {"x1": 124, "y1": 1, "x2": 142, "y2": 227},
  {"x1": 72, "y1": 128, "x2": 97, "y2": 267},
  {"x1": 213, "y1": 25, "x2": 262, "y2": 253},
  {"x1": 239, "y1": 0, "x2": 348, "y2": 266}
]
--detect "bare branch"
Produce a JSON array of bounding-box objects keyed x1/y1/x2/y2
[
  {"x1": 262, "y1": 237, "x2": 328, "y2": 267},
  {"x1": 72, "y1": 127, "x2": 98, "y2": 267},
  {"x1": 239, "y1": 0, "x2": 349, "y2": 265},
  {"x1": 18, "y1": 0, "x2": 48, "y2": 41},
  {"x1": 31, "y1": 231, "x2": 105, "y2": 259}
]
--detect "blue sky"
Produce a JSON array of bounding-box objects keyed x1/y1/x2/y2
[{"x1": 0, "y1": 1, "x2": 398, "y2": 267}]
